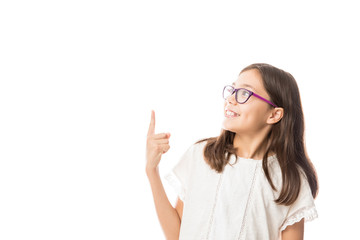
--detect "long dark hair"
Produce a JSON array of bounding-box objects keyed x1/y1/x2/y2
[{"x1": 196, "y1": 63, "x2": 318, "y2": 206}]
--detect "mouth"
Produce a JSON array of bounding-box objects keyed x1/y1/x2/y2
[{"x1": 224, "y1": 110, "x2": 240, "y2": 118}]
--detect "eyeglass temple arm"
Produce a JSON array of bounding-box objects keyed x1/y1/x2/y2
[{"x1": 251, "y1": 92, "x2": 278, "y2": 108}]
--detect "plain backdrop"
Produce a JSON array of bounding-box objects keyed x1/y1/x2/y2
[{"x1": 0, "y1": 0, "x2": 359, "y2": 239}]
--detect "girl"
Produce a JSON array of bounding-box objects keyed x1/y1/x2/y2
[{"x1": 146, "y1": 63, "x2": 318, "y2": 240}]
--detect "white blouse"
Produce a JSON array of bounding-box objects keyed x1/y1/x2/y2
[{"x1": 164, "y1": 140, "x2": 318, "y2": 240}]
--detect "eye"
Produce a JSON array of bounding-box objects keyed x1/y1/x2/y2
[{"x1": 240, "y1": 89, "x2": 250, "y2": 97}]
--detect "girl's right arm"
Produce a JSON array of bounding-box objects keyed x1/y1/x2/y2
[
  {"x1": 146, "y1": 169, "x2": 181, "y2": 240},
  {"x1": 146, "y1": 110, "x2": 181, "y2": 240}
]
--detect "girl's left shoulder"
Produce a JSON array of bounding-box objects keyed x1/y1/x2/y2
[
  {"x1": 263, "y1": 155, "x2": 313, "y2": 193},
  {"x1": 266, "y1": 157, "x2": 318, "y2": 231}
]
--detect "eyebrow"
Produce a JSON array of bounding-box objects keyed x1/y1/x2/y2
[{"x1": 231, "y1": 82, "x2": 256, "y2": 91}]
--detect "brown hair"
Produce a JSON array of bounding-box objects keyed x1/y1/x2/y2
[{"x1": 196, "y1": 63, "x2": 318, "y2": 206}]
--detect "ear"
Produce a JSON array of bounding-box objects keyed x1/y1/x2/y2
[{"x1": 267, "y1": 107, "x2": 284, "y2": 125}]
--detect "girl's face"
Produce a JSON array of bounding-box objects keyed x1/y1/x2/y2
[{"x1": 222, "y1": 69, "x2": 275, "y2": 135}]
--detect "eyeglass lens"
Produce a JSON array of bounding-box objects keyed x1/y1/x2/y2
[{"x1": 223, "y1": 86, "x2": 251, "y2": 103}]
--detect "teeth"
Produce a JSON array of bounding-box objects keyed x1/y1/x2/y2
[
  {"x1": 227, "y1": 110, "x2": 234, "y2": 116},
  {"x1": 226, "y1": 110, "x2": 238, "y2": 117}
]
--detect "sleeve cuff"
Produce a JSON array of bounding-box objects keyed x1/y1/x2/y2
[{"x1": 280, "y1": 205, "x2": 318, "y2": 232}]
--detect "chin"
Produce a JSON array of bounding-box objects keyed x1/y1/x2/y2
[{"x1": 222, "y1": 121, "x2": 239, "y2": 133}]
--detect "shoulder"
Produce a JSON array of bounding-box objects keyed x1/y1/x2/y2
[
  {"x1": 261, "y1": 155, "x2": 313, "y2": 194},
  {"x1": 193, "y1": 138, "x2": 210, "y2": 148},
  {"x1": 188, "y1": 138, "x2": 209, "y2": 156},
  {"x1": 280, "y1": 179, "x2": 318, "y2": 231},
  {"x1": 175, "y1": 139, "x2": 208, "y2": 167},
  {"x1": 268, "y1": 157, "x2": 318, "y2": 231},
  {"x1": 256, "y1": 155, "x2": 318, "y2": 231}
]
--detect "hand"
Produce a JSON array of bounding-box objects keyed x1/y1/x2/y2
[{"x1": 146, "y1": 110, "x2": 171, "y2": 171}]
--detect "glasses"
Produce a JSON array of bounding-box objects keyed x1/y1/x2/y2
[{"x1": 222, "y1": 85, "x2": 278, "y2": 108}]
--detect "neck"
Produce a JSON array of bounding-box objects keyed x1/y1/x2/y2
[{"x1": 233, "y1": 128, "x2": 271, "y2": 160}]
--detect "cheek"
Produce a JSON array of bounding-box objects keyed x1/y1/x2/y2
[
  {"x1": 243, "y1": 113, "x2": 265, "y2": 126},
  {"x1": 222, "y1": 107, "x2": 268, "y2": 132}
]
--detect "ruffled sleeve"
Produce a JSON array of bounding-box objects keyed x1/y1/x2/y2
[
  {"x1": 280, "y1": 172, "x2": 318, "y2": 232},
  {"x1": 164, "y1": 144, "x2": 195, "y2": 202}
]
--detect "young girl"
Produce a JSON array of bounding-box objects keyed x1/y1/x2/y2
[{"x1": 146, "y1": 63, "x2": 318, "y2": 240}]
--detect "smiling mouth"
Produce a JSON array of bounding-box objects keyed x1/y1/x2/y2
[{"x1": 225, "y1": 110, "x2": 240, "y2": 118}]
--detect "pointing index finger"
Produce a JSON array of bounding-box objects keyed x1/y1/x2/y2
[{"x1": 147, "y1": 110, "x2": 155, "y2": 136}]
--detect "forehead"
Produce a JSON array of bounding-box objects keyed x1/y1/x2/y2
[{"x1": 233, "y1": 69, "x2": 265, "y2": 93}]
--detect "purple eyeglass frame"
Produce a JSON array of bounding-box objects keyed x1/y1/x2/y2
[{"x1": 223, "y1": 85, "x2": 278, "y2": 108}]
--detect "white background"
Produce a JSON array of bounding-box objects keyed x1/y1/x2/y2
[{"x1": 1, "y1": 0, "x2": 359, "y2": 239}]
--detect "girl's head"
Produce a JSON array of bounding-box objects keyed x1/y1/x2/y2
[
  {"x1": 222, "y1": 66, "x2": 284, "y2": 137},
  {"x1": 223, "y1": 63, "x2": 305, "y2": 154},
  {"x1": 197, "y1": 63, "x2": 318, "y2": 206}
]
